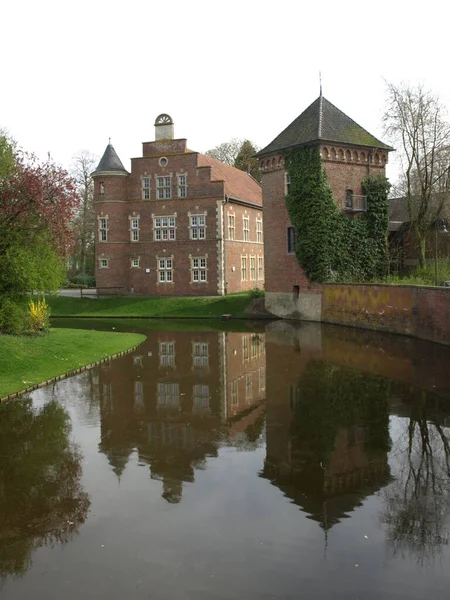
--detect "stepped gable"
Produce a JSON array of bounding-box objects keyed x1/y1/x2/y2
[
  {"x1": 257, "y1": 95, "x2": 392, "y2": 157},
  {"x1": 197, "y1": 154, "x2": 262, "y2": 206}
]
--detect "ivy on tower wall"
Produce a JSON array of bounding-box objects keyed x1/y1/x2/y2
[{"x1": 284, "y1": 147, "x2": 390, "y2": 283}]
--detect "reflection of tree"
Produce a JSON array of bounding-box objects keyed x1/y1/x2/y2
[
  {"x1": 382, "y1": 389, "x2": 450, "y2": 564},
  {"x1": 0, "y1": 398, "x2": 90, "y2": 580}
]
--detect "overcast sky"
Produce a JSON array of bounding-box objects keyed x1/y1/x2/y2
[{"x1": 2, "y1": 0, "x2": 449, "y2": 183}]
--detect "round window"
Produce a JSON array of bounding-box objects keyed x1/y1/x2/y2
[{"x1": 159, "y1": 157, "x2": 168, "y2": 167}]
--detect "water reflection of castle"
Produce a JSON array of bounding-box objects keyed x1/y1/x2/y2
[
  {"x1": 95, "y1": 330, "x2": 266, "y2": 502},
  {"x1": 260, "y1": 322, "x2": 392, "y2": 530}
]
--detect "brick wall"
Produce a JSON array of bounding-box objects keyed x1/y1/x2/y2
[{"x1": 322, "y1": 284, "x2": 450, "y2": 346}]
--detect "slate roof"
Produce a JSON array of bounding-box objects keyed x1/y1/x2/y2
[
  {"x1": 256, "y1": 95, "x2": 393, "y2": 157},
  {"x1": 197, "y1": 154, "x2": 262, "y2": 206},
  {"x1": 94, "y1": 143, "x2": 128, "y2": 174}
]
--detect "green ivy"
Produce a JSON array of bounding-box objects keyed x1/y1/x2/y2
[{"x1": 284, "y1": 147, "x2": 390, "y2": 282}]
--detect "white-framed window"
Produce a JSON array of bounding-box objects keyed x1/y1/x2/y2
[
  {"x1": 258, "y1": 256, "x2": 264, "y2": 280},
  {"x1": 178, "y1": 174, "x2": 187, "y2": 198},
  {"x1": 256, "y1": 219, "x2": 263, "y2": 243},
  {"x1": 131, "y1": 257, "x2": 140, "y2": 268},
  {"x1": 243, "y1": 335, "x2": 249, "y2": 361},
  {"x1": 157, "y1": 382, "x2": 179, "y2": 409},
  {"x1": 193, "y1": 384, "x2": 209, "y2": 409},
  {"x1": 190, "y1": 214, "x2": 206, "y2": 240},
  {"x1": 243, "y1": 216, "x2": 250, "y2": 241},
  {"x1": 158, "y1": 258, "x2": 173, "y2": 283},
  {"x1": 259, "y1": 366, "x2": 266, "y2": 392},
  {"x1": 231, "y1": 380, "x2": 238, "y2": 406},
  {"x1": 99, "y1": 182, "x2": 105, "y2": 196},
  {"x1": 192, "y1": 342, "x2": 209, "y2": 367},
  {"x1": 142, "y1": 176, "x2": 150, "y2": 200},
  {"x1": 153, "y1": 216, "x2": 176, "y2": 241},
  {"x1": 241, "y1": 256, "x2": 247, "y2": 281},
  {"x1": 133, "y1": 355, "x2": 143, "y2": 366},
  {"x1": 157, "y1": 175, "x2": 171, "y2": 199},
  {"x1": 99, "y1": 258, "x2": 109, "y2": 268},
  {"x1": 98, "y1": 217, "x2": 108, "y2": 242},
  {"x1": 159, "y1": 341, "x2": 175, "y2": 367},
  {"x1": 134, "y1": 381, "x2": 144, "y2": 407},
  {"x1": 130, "y1": 217, "x2": 140, "y2": 242},
  {"x1": 250, "y1": 256, "x2": 256, "y2": 281},
  {"x1": 245, "y1": 373, "x2": 252, "y2": 400},
  {"x1": 285, "y1": 172, "x2": 291, "y2": 195},
  {"x1": 228, "y1": 214, "x2": 235, "y2": 240},
  {"x1": 191, "y1": 257, "x2": 207, "y2": 282}
]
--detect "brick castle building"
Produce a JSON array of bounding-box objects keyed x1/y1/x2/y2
[
  {"x1": 256, "y1": 94, "x2": 392, "y2": 319},
  {"x1": 93, "y1": 114, "x2": 264, "y2": 296}
]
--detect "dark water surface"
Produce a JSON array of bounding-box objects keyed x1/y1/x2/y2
[{"x1": 1, "y1": 320, "x2": 450, "y2": 599}]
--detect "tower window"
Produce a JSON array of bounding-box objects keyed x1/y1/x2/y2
[
  {"x1": 346, "y1": 189, "x2": 354, "y2": 209},
  {"x1": 287, "y1": 226, "x2": 296, "y2": 254}
]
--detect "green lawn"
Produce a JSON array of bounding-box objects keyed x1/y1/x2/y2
[
  {"x1": 0, "y1": 328, "x2": 146, "y2": 399},
  {"x1": 47, "y1": 293, "x2": 256, "y2": 318}
]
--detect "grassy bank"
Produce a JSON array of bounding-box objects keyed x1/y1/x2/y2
[
  {"x1": 0, "y1": 328, "x2": 146, "y2": 399},
  {"x1": 47, "y1": 293, "x2": 259, "y2": 318}
]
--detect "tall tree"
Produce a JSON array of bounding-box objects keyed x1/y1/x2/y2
[
  {"x1": 234, "y1": 139, "x2": 261, "y2": 182},
  {"x1": 383, "y1": 82, "x2": 450, "y2": 266},
  {"x1": 204, "y1": 138, "x2": 243, "y2": 166},
  {"x1": 0, "y1": 133, "x2": 79, "y2": 297},
  {"x1": 70, "y1": 151, "x2": 97, "y2": 276}
]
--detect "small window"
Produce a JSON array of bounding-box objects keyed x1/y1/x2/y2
[
  {"x1": 191, "y1": 257, "x2": 207, "y2": 282},
  {"x1": 131, "y1": 258, "x2": 140, "y2": 268},
  {"x1": 157, "y1": 176, "x2": 171, "y2": 199},
  {"x1": 243, "y1": 216, "x2": 250, "y2": 241},
  {"x1": 228, "y1": 214, "x2": 235, "y2": 240},
  {"x1": 285, "y1": 172, "x2": 291, "y2": 195},
  {"x1": 178, "y1": 174, "x2": 187, "y2": 198},
  {"x1": 142, "y1": 177, "x2": 150, "y2": 200},
  {"x1": 99, "y1": 258, "x2": 109, "y2": 268},
  {"x1": 346, "y1": 189, "x2": 354, "y2": 209},
  {"x1": 158, "y1": 258, "x2": 173, "y2": 283},
  {"x1": 190, "y1": 214, "x2": 206, "y2": 240},
  {"x1": 287, "y1": 226, "x2": 296, "y2": 254},
  {"x1": 99, "y1": 182, "x2": 105, "y2": 196}
]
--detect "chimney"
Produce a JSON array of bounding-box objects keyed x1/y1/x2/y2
[{"x1": 155, "y1": 114, "x2": 174, "y2": 141}]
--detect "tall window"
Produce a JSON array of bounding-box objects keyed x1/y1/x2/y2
[
  {"x1": 159, "y1": 341, "x2": 175, "y2": 367},
  {"x1": 157, "y1": 383, "x2": 179, "y2": 409},
  {"x1": 243, "y1": 216, "x2": 250, "y2": 241},
  {"x1": 154, "y1": 216, "x2": 176, "y2": 240},
  {"x1": 231, "y1": 380, "x2": 238, "y2": 406},
  {"x1": 243, "y1": 335, "x2": 249, "y2": 360},
  {"x1": 193, "y1": 384, "x2": 210, "y2": 409},
  {"x1": 258, "y1": 256, "x2": 264, "y2": 280},
  {"x1": 99, "y1": 182, "x2": 105, "y2": 196},
  {"x1": 241, "y1": 256, "x2": 247, "y2": 281},
  {"x1": 134, "y1": 381, "x2": 144, "y2": 408},
  {"x1": 245, "y1": 373, "x2": 253, "y2": 399},
  {"x1": 285, "y1": 172, "x2": 291, "y2": 195},
  {"x1": 130, "y1": 217, "x2": 139, "y2": 241},
  {"x1": 256, "y1": 219, "x2": 263, "y2": 243},
  {"x1": 346, "y1": 189, "x2": 354, "y2": 209},
  {"x1": 287, "y1": 226, "x2": 296, "y2": 254},
  {"x1": 191, "y1": 257, "x2": 207, "y2": 282},
  {"x1": 250, "y1": 256, "x2": 256, "y2": 281},
  {"x1": 192, "y1": 342, "x2": 209, "y2": 367},
  {"x1": 142, "y1": 177, "x2": 150, "y2": 200},
  {"x1": 98, "y1": 217, "x2": 108, "y2": 241},
  {"x1": 190, "y1": 215, "x2": 206, "y2": 239},
  {"x1": 228, "y1": 214, "x2": 235, "y2": 240},
  {"x1": 178, "y1": 174, "x2": 187, "y2": 198},
  {"x1": 157, "y1": 176, "x2": 171, "y2": 199},
  {"x1": 158, "y1": 258, "x2": 173, "y2": 282}
]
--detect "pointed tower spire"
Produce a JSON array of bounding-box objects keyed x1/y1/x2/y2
[{"x1": 93, "y1": 142, "x2": 128, "y2": 175}]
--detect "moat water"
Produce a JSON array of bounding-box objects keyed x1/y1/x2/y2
[{"x1": 1, "y1": 319, "x2": 450, "y2": 599}]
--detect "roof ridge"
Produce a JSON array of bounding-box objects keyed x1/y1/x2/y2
[{"x1": 318, "y1": 94, "x2": 323, "y2": 139}]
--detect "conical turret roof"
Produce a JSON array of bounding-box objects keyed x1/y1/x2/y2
[
  {"x1": 93, "y1": 143, "x2": 128, "y2": 174},
  {"x1": 256, "y1": 95, "x2": 392, "y2": 157}
]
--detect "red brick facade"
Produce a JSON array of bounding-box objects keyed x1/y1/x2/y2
[
  {"x1": 93, "y1": 119, "x2": 264, "y2": 296},
  {"x1": 259, "y1": 145, "x2": 388, "y2": 295}
]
